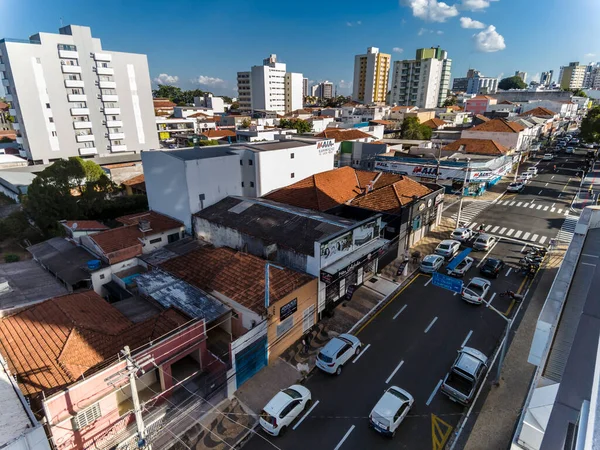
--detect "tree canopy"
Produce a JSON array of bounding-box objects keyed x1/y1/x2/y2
[
  {"x1": 498, "y1": 76, "x2": 527, "y2": 90},
  {"x1": 443, "y1": 96, "x2": 458, "y2": 107},
  {"x1": 400, "y1": 117, "x2": 432, "y2": 140},
  {"x1": 324, "y1": 95, "x2": 352, "y2": 108},
  {"x1": 580, "y1": 106, "x2": 600, "y2": 144},
  {"x1": 570, "y1": 89, "x2": 587, "y2": 97},
  {"x1": 152, "y1": 85, "x2": 213, "y2": 105},
  {"x1": 278, "y1": 118, "x2": 313, "y2": 134}
]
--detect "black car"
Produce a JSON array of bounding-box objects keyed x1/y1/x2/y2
[{"x1": 479, "y1": 258, "x2": 505, "y2": 278}]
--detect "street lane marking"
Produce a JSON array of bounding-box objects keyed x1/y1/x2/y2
[
  {"x1": 538, "y1": 190, "x2": 543, "y2": 195},
  {"x1": 551, "y1": 208, "x2": 556, "y2": 212},
  {"x1": 393, "y1": 304, "x2": 408, "y2": 320},
  {"x1": 503, "y1": 200, "x2": 510, "y2": 205},
  {"x1": 520, "y1": 244, "x2": 528, "y2": 252},
  {"x1": 552, "y1": 175, "x2": 555, "y2": 179},
  {"x1": 544, "y1": 206, "x2": 549, "y2": 211},
  {"x1": 485, "y1": 225, "x2": 492, "y2": 231},
  {"x1": 517, "y1": 202, "x2": 523, "y2": 207},
  {"x1": 509, "y1": 201, "x2": 515, "y2": 206},
  {"x1": 539, "y1": 236, "x2": 547, "y2": 244},
  {"x1": 505, "y1": 267, "x2": 512, "y2": 276},
  {"x1": 564, "y1": 210, "x2": 569, "y2": 216},
  {"x1": 529, "y1": 204, "x2": 536, "y2": 209},
  {"x1": 385, "y1": 360, "x2": 405, "y2": 384},
  {"x1": 523, "y1": 203, "x2": 529, "y2": 208},
  {"x1": 499, "y1": 227, "x2": 507, "y2": 234},
  {"x1": 461, "y1": 330, "x2": 473, "y2": 348},
  {"x1": 558, "y1": 209, "x2": 563, "y2": 214},
  {"x1": 488, "y1": 292, "x2": 497, "y2": 304},
  {"x1": 582, "y1": 262, "x2": 597, "y2": 267},
  {"x1": 424, "y1": 317, "x2": 438, "y2": 333},
  {"x1": 426, "y1": 379, "x2": 444, "y2": 406},
  {"x1": 545, "y1": 183, "x2": 549, "y2": 187},
  {"x1": 491, "y1": 225, "x2": 499, "y2": 233},
  {"x1": 293, "y1": 400, "x2": 320, "y2": 430},
  {"x1": 583, "y1": 254, "x2": 599, "y2": 258},
  {"x1": 536, "y1": 205, "x2": 543, "y2": 210},
  {"x1": 532, "y1": 234, "x2": 539, "y2": 242},
  {"x1": 470, "y1": 222, "x2": 478, "y2": 230},
  {"x1": 432, "y1": 414, "x2": 453, "y2": 450},
  {"x1": 334, "y1": 425, "x2": 355, "y2": 450},
  {"x1": 523, "y1": 232, "x2": 531, "y2": 240},
  {"x1": 514, "y1": 230, "x2": 523, "y2": 238},
  {"x1": 507, "y1": 229, "x2": 515, "y2": 236},
  {"x1": 551, "y1": 203, "x2": 555, "y2": 207},
  {"x1": 352, "y1": 344, "x2": 371, "y2": 364},
  {"x1": 425, "y1": 277, "x2": 433, "y2": 286},
  {"x1": 531, "y1": 199, "x2": 535, "y2": 204}
]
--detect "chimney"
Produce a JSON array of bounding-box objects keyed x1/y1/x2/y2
[{"x1": 138, "y1": 219, "x2": 151, "y2": 232}]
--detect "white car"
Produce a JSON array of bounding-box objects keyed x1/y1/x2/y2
[
  {"x1": 451, "y1": 228, "x2": 473, "y2": 242},
  {"x1": 583, "y1": 143, "x2": 595, "y2": 149},
  {"x1": 435, "y1": 240, "x2": 461, "y2": 259},
  {"x1": 566, "y1": 147, "x2": 575, "y2": 154},
  {"x1": 420, "y1": 254, "x2": 445, "y2": 274},
  {"x1": 316, "y1": 334, "x2": 362, "y2": 375},
  {"x1": 543, "y1": 153, "x2": 554, "y2": 161},
  {"x1": 526, "y1": 167, "x2": 538, "y2": 176},
  {"x1": 369, "y1": 386, "x2": 414, "y2": 438},
  {"x1": 260, "y1": 385, "x2": 312, "y2": 436},
  {"x1": 461, "y1": 277, "x2": 491, "y2": 305},
  {"x1": 507, "y1": 182, "x2": 525, "y2": 193},
  {"x1": 447, "y1": 256, "x2": 474, "y2": 278}
]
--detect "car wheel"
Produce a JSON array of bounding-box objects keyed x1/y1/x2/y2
[
  {"x1": 305, "y1": 398, "x2": 312, "y2": 410},
  {"x1": 355, "y1": 346, "x2": 361, "y2": 356},
  {"x1": 391, "y1": 430, "x2": 397, "y2": 439},
  {"x1": 336, "y1": 365, "x2": 343, "y2": 376},
  {"x1": 279, "y1": 425, "x2": 288, "y2": 437}
]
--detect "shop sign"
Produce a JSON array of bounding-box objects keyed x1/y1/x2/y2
[
  {"x1": 418, "y1": 203, "x2": 426, "y2": 211},
  {"x1": 412, "y1": 166, "x2": 439, "y2": 178},
  {"x1": 345, "y1": 284, "x2": 358, "y2": 301},
  {"x1": 320, "y1": 218, "x2": 381, "y2": 265},
  {"x1": 396, "y1": 260, "x2": 408, "y2": 276},
  {"x1": 435, "y1": 193, "x2": 444, "y2": 205},
  {"x1": 317, "y1": 139, "x2": 336, "y2": 155},
  {"x1": 280, "y1": 298, "x2": 298, "y2": 321},
  {"x1": 320, "y1": 247, "x2": 381, "y2": 285}
]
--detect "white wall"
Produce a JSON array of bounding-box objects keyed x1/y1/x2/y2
[
  {"x1": 141, "y1": 227, "x2": 185, "y2": 253},
  {"x1": 285, "y1": 72, "x2": 304, "y2": 113}
]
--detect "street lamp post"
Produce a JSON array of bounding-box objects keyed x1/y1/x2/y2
[
  {"x1": 455, "y1": 158, "x2": 471, "y2": 229},
  {"x1": 484, "y1": 298, "x2": 513, "y2": 385},
  {"x1": 513, "y1": 148, "x2": 521, "y2": 182},
  {"x1": 434, "y1": 143, "x2": 442, "y2": 184}
]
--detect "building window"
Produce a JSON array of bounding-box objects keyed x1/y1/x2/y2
[
  {"x1": 35, "y1": 57, "x2": 41, "y2": 64},
  {"x1": 250, "y1": 181, "x2": 254, "y2": 188},
  {"x1": 276, "y1": 316, "x2": 294, "y2": 338},
  {"x1": 99, "y1": 274, "x2": 105, "y2": 280},
  {"x1": 167, "y1": 232, "x2": 180, "y2": 244},
  {"x1": 51, "y1": 131, "x2": 57, "y2": 137},
  {"x1": 48, "y1": 117, "x2": 54, "y2": 123},
  {"x1": 45, "y1": 103, "x2": 50, "y2": 109},
  {"x1": 240, "y1": 160, "x2": 243, "y2": 165},
  {"x1": 291, "y1": 173, "x2": 295, "y2": 178},
  {"x1": 249, "y1": 160, "x2": 253, "y2": 166},
  {"x1": 290, "y1": 153, "x2": 295, "y2": 159},
  {"x1": 72, "y1": 403, "x2": 102, "y2": 430},
  {"x1": 241, "y1": 181, "x2": 244, "y2": 187},
  {"x1": 149, "y1": 237, "x2": 162, "y2": 244}
]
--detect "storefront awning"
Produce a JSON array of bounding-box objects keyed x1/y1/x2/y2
[{"x1": 322, "y1": 238, "x2": 389, "y2": 276}]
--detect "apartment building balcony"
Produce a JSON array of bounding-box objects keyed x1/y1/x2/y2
[
  {"x1": 79, "y1": 147, "x2": 97, "y2": 156},
  {"x1": 73, "y1": 121, "x2": 93, "y2": 130},
  {"x1": 8, "y1": 108, "x2": 16, "y2": 116},
  {"x1": 97, "y1": 67, "x2": 114, "y2": 76},
  {"x1": 1, "y1": 79, "x2": 9, "y2": 87},
  {"x1": 99, "y1": 81, "x2": 116, "y2": 89},
  {"x1": 71, "y1": 108, "x2": 90, "y2": 116},
  {"x1": 0, "y1": 63, "x2": 5, "y2": 71},
  {"x1": 76, "y1": 134, "x2": 95, "y2": 143},
  {"x1": 111, "y1": 144, "x2": 128, "y2": 152},
  {"x1": 94, "y1": 53, "x2": 112, "y2": 62},
  {"x1": 106, "y1": 120, "x2": 123, "y2": 127},
  {"x1": 5, "y1": 95, "x2": 12, "y2": 102},
  {"x1": 12, "y1": 123, "x2": 19, "y2": 131},
  {"x1": 104, "y1": 107, "x2": 121, "y2": 115},
  {"x1": 108, "y1": 132, "x2": 125, "y2": 140},
  {"x1": 101, "y1": 94, "x2": 119, "y2": 102},
  {"x1": 16, "y1": 137, "x2": 23, "y2": 144},
  {"x1": 61, "y1": 65, "x2": 82, "y2": 74},
  {"x1": 68, "y1": 94, "x2": 87, "y2": 102},
  {"x1": 64, "y1": 79, "x2": 85, "y2": 88},
  {"x1": 58, "y1": 49, "x2": 79, "y2": 59}
]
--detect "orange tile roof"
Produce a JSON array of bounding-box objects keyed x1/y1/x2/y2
[
  {"x1": 391, "y1": 106, "x2": 415, "y2": 112},
  {"x1": 447, "y1": 105, "x2": 463, "y2": 111},
  {"x1": 116, "y1": 210, "x2": 183, "y2": 234},
  {"x1": 422, "y1": 118, "x2": 446, "y2": 129},
  {"x1": 442, "y1": 138, "x2": 510, "y2": 156},
  {"x1": 499, "y1": 100, "x2": 514, "y2": 105},
  {"x1": 187, "y1": 112, "x2": 211, "y2": 118},
  {"x1": 469, "y1": 118, "x2": 525, "y2": 133},
  {"x1": 350, "y1": 177, "x2": 432, "y2": 213},
  {"x1": 153, "y1": 98, "x2": 176, "y2": 109},
  {"x1": 471, "y1": 95, "x2": 495, "y2": 101},
  {"x1": 202, "y1": 129, "x2": 236, "y2": 138},
  {"x1": 160, "y1": 247, "x2": 314, "y2": 315},
  {"x1": 122, "y1": 174, "x2": 145, "y2": 186},
  {"x1": 314, "y1": 128, "x2": 373, "y2": 142},
  {"x1": 102, "y1": 162, "x2": 138, "y2": 169},
  {"x1": 62, "y1": 220, "x2": 109, "y2": 231},
  {"x1": 0, "y1": 130, "x2": 16, "y2": 139},
  {"x1": 0, "y1": 101, "x2": 9, "y2": 110},
  {"x1": 519, "y1": 107, "x2": 556, "y2": 117},
  {"x1": 0, "y1": 291, "x2": 189, "y2": 397},
  {"x1": 369, "y1": 120, "x2": 395, "y2": 126}
]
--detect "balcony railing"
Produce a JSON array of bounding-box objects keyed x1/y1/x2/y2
[
  {"x1": 106, "y1": 120, "x2": 123, "y2": 128},
  {"x1": 64, "y1": 79, "x2": 84, "y2": 88},
  {"x1": 111, "y1": 144, "x2": 128, "y2": 152},
  {"x1": 108, "y1": 132, "x2": 125, "y2": 140},
  {"x1": 79, "y1": 147, "x2": 97, "y2": 156},
  {"x1": 68, "y1": 94, "x2": 87, "y2": 102},
  {"x1": 94, "y1": 53, "x2": 112, "y2": 62},
  {"x1": 104, "y1": 107, "x2": 121, "y2": 115},
  {"x1": 102, "y1": 94, "x2": 119, "y2": 102},
  {"x1": 1, "y1": 79, "x2": 9, "y2": 87},
  {"x1": 61, "y1": 65, "x2": 82, "y2": 74},
  {"x1": 76, "y1": 134, "x2": 95, "y2": 143},
  {"x1": 97, "y1": 67, "x2": 114, "y2": 76},
  {"x1": 99, "y1": 81, "x2": 116, "y2": 89},
  {"x1": 58, "y1": 49, "x2": 79, "y2": 59},
  {"x1": 73, "y1": 121, "x2": 92, "y2": 129},
  {"x1": 71, "y1": 108, "x2": 90, "y2": 116}
]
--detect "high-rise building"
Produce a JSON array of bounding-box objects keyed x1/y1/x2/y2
[
  {"x1": 453, "y1": 69, "x2": 497, "y2": 94},
  {"x1": 583, "y1": 63, "x2": 600, "y2": 89},
  {"x1": 452, "y1": 69, "x2": 481, "y2": 92},
  {"x1": 311, "y1": 81, "x2": 334, "y2": 100},
  {"x1": 302, "y1": 77, "x2": 308, "y2": 98},
  {"x1": 236, "y1": 54, "x2": 303, "y2": 115},
  {"x1": 390, "y1": 47, "x2": 452, "y2": 108},
  {"x1": 352, "y1": 47, "x2": 391, "y2": 104},
  {"x1": 0, "y1": 25, "x2": 158, "y2": 164},
  {"x1": 558, "y1": 62, "x2": 586, "y2": 90},
  {"x1": 540, "y1": 70, "x2": 553, "y2": 86},
  {"x1": 514, "y1": 71, "x2": 528, "y2": 83}
]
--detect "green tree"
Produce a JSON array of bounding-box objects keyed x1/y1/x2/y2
[
  {"x1": 152, "y1": 85, "x2": 183, "y2": 101},
  {"x1": 571, "y1": 89, "x2": 587, "y2": 97},
  {"x1": 240, "y1": 118, "x2": 251, "y2": 129},
  {"x1": 400, "y1": 117, "x2": 432, "y2": 140},
  {"x1": 443, "y1": 96, "x2": 457, "y2": 107},
  {"x1": 0, "y1": 136, "x2": 14, "y2": 143},
  {"x1": 324, "y1": 95, "x2": 352, "y2": 108},
  {"x1": 278, "y1": 118, "x2": 313, "y2": 133},
  {"x1": 196, "y1": 140, "x2": 220, "y2": 146},
  {"x1": 230, "y1": 101, "x2": 240, "y2": 110},
  {"x1": 221, "y1": 96, "x2": 233, "y2": 103},
  {"x1": 498, "y1": 76, "x2": 527, "y2": 90},
  {"x1": 580, "y1": 106, "x2": 600, "y2": 143}
]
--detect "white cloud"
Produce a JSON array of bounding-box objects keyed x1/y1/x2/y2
[
  {"x1": 473, "y1": 25, "x2": 506, "y2": 52},
  {"x1": 393, "y1": 47, "x2": 404, "y2": 53},
  {"x1": 460, "y1": 17, "x2": 485, "y2": 28},
  {"x1": 346, "y1": 20, "x2": 362, "y2": 27},
  {"x1": 402, "y1": 0, "x2": 459, "y2": 22},
  {"x1": 191, "y1": 75, "x2": 225, "y2": 86},
  {"x1": 153, "y1": 73, "x2": 179, "y2": 85},
  {"x1": 460, "y1": 0, "x2": 498, "y2": 11},
  {"x1": 437, "y1": 30, "x2": 444, "y2": 34},
  {"x1": 418, "y1": 27, "x2": 443, "y2": 36},
  {"x1": 338, "y1": 80, "x2": 353, "y2": 91},
  {"x1": 585, "y1": 52, "x2": 596, "y2": 58}
]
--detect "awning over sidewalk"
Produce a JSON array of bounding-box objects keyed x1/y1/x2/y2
[{"x1": 321, "y1": 238, "x2": 389, "y2": 278}]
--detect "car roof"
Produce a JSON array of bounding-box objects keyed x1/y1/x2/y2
[
  {"x1": 453, "y1": 228, "x2": 468, "y2": 233},
  {"x1": 485, "y1": 258, "x2": 501, "y2": 266},
  {"x1": 264, "y1": 390, "x2": 294, "y2": 414},
  {"x1": 440, "y1": 239, "x2": 460, "y2": 245},
  {"x1": 424, "y1": 254, "x2": 444, "y2": 262},
  {"x1": 372, "y1": 387, "x2": 411, "y2": 417},
  {"x1": 320, "y1": 337, "x2": 347, "y2": 357},
  {"x1": 455, "y1": 351, "x2": 483, "y2": 375},
  {"x1": 469, "y1": 277, "x2": 490, "y2": 287},
  {"x1": 475, "y1": 234, "x2": 492, "y2": 241}
]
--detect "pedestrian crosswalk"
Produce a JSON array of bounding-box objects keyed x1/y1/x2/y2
[
  {"x1": 496, "y1": 199, "x2": 569, "y2": 215},
  {"x1": 450, "y1": 200, "x2": 494, "y2": 226},
  {"x1": 556, "y1": 215, "x2": 579, "y2": 243}
]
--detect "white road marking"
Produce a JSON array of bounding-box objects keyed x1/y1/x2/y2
[
  {"x1": 461, "y1": 330, "x2": 473, "y2": 348},
  {"x1": 529, "y1": 204, "x2": 536, "y2": 209},
  {"x1": 393, "y1": 305, "x2": 407, "y2": 320},
  {"x1": 489, "y1": 292, "x2": 497, "y2": 304},
  {"x1": 552, "y1": 175, "x2": 555, "y2": 179},
  {"x1": 485, "y1": 225, "x2": 492, "y2": 231},
  {"x1": 509, "y1": 201, "x2": 516, "y2": 206},
  {"x1": 538, "y1": 190, "x2": 543, "y2": 195},
  {"x1": 453, "y1": 291, "x2": 458, "y2": 296},
  {"x1": 558, "y1": 194, "x2": 562, "y2": 198},
  {"x1": 517, "y1": 202, "x2": 523, "y2": 207},
  {"x1": 523, "y1": 232, "x2": 531, "y2": 240},
  {"x1": 499, "y1": 227, "x2": 507, "y2": 234},
  {"x1": 581, "y1": 262, "x2": 597, "y2": 267},
  {"x1": 539, "y1": 236, "x2": 547, "y2": 244},
  {"x1": 531, "y1": 199, "x2": 535, "y2": 204},
  {"x1": 352, "y1": 344, "x2": 371, "y2": 364},
  {"x1": 470, "y1": 223, "x2": 478, "y2": 230},
  {"x1": 523, "y1": 203, "x2": 529, "y2": 208},
  {"x1": 293, "y1": 400, "x2": 320, "y2": 430},
  {"x1": 503, "y1": 200, "x2": 510, "y2": 206},
  {"x1": 545, "y1": 183, "x2": 548, "y2": 187},
  {"x1": 558, "y1": 209, "x2": 563, "y2": 214},
  {"x1": 564, "y1": 210, "x2": 569, "y2": 216},
  {"x1": 491, "y1": 225, "x2": 500, "y2": 233},
  {"x1": 551, "y1": 203, "x2": 555, "y2": 207},
  {"x1": 506, "y1": 229, "x2": 515, "y2": 236},
  {"x1": 583, "y1": 254, "x2": 599, "y2": 258},
  {"x1": 385, "y1": 360, "x2": 405, "y2": 384},
  {"x1": 551, "y1": 208, "x2": 556, "y2": 212},
  {"x1": 514, "y1": 230, "x2": 523, "y2": 238},
  {"x1": 426, "y1": 379, "x2": 444, "y2": 406},
  {"x1": 425, "y1": 277, "x2": 433, "y2": 286},
  {"x1": 543, "y1": 206, "x2": 549, "y2": 211},
  {"x1": 536, "y1": 205, "x2": 543, "y2": 210},
  {"x1": 424, "y1": 317, "x2": 438, "y2": 333},
  {"x1": 334, "y1": 425, "x2": 356, "y2": 450},
  {"x1": 520, "y1": 244, "x2": 528, "y2": 252},
  {"x1": 532, "y1": 234, "x2": 539, "y2": 242},
  {"x1": 505, "y1": 267, "x2": 512, "y2": 276}
]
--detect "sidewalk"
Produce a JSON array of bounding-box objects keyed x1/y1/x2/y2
[{"x1": 460, "y1": 246, "x2": 567, "y2": 450}]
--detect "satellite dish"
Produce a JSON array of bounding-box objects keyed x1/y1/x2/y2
[{"x1": 72, "y1": 222, "x2": 78, "y2": 230}]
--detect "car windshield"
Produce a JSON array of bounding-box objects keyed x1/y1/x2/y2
[
  {"x1": 439, "y1": 244, "x2": 450, "y2": 250},
  {"x1": 261, "y1": 410, "x2": 277, "y2": 426},
  {"x1": 387, "y1": 388, "x2": 409, "y2": 402},
  {"x1": 457, "y1": 260, "x2": 468, "y2": 269},
  {"x1": 476, "y1": 238, "x2": 488, "y2": 244},
  {"x1": 282, "y1": 388, "x2": 302, "y2": 399},
  {"x1": 485, "y1": 260, "x2": 498, "y2": 269},
  {"x1": 422, "y1": 261, "x2": 433, "y2": 267},
  {"x1": 467, "y1": 283, "x2": 485, "y2": 294},
  {"x1": 446, "y1": 371, "x2": 474, "y2": 396},
  {"x1": 317, "y1": 352, "x2": 332, "y2": 363}
]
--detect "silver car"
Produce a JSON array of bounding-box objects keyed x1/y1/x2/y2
[
  {"x1": 447, "y1": 256, "x2": 474, "y2": 278},
  {"x1": 461, "y1": 277, "x2": 491, "y2": 304},
  {"x1": 435, "y1": 240, "x2": 461, "y2": 259},
  {"x1": 473, "y1": 234, "x2": 495, "y2": 251},
  {"x1": 420, "y1": 254, "x2": 445, "y2": 274}
]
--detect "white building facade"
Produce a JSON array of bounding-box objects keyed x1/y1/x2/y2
[
  {"x1": 466, "y1": 75, "x2": 498, "y2": 95},
  {"x1": 0, "y1": 25, "x2": 158, "y2": 164}
]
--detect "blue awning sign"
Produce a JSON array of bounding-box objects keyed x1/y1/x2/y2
[{"x1": 446, "y1": 248, "x2": 472, "y2": 272}]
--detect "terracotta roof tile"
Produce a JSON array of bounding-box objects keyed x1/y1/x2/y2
[
  {"x1": 160, "y1": 247, "x2": 314, "y2": 315},
  {"x1": 369, "y1": 120, "x2": 395, "y2": 126},
  {"x1": 153, "y1": 99, "x2": 176, "y2": 109},
  {"x1": 0, "y1": 101, "x2": 9, "y2": 110},
  {"x1": 350, "y1": 177, "x2": 432, "y2": 213},
  {"x1": 116, "y1": 210, "x2": 183, "y2": 234},
  {"x1": 471, "y1": 95, "x2": 495, "y2": 100},
  {"x1": 519, "y1": 107, "x2": 556, "y2": 117},
  {"x1": 391, "y1": 106, "x2": 415, "y2": 112},
  {"x1": 0, "y1": 130, "x2": 16, "y2": 139},
  {"x1": 314, "y1": 128, "x2": 373, "y2": 142},
  {"x1": 89, "y1": 225, "x2": 144, "y2": 263},
  {"x1": 447, "y1": 105, "x2": 463, "y2": 111},
  {"x1": 469, "y1": 118, "x2": 525, "y2": 133},
  {"x1": 122, "y1": 174, "x2": 145, "y2": 186},
  {"x1": 103, "y1": 162, "x2": 138, "y2": 169},
  {"x1": 62, "y1": 220, "x2": 109, "y2": 231},
  {"x1": 443, "y1": 138, "x2": 510, "y2": 155},
  {"x1": 474, "y1": 114, "x2": 490, "y2": 122},
  {"x1": 202, "y1": 129, "x2": 236, "y2": 138},
  {"x1": 422, "y1": 118, "x2": 446, "y2": 129}
]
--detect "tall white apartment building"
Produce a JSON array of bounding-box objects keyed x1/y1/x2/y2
[
  {"x1": 0, "y1": 25, "x2": 158, "y2": 164},
  {"x1": 352, "y1": 47, "x2": 391, "y2": 104},
  {"x1": 311, "y1": 81, "x2": 334, "y2": 100},
  {"x1": 390, "y1": 47, "x2": 451, "y2": 108},
  {"x1": 466, "y1": 75, "x2": 498, "y2": 94},
  {"x1": 236, "y1": 55, "x2": 303, "y2": 115},
  {"x1": 583, "y1": 63, "x2": 600, "y2": 89},
  {"x1": 558, "y1": 62, "x2": 587, "y2": 90}
]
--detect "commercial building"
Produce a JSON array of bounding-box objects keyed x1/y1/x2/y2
[
  {"x1": 193, "y1": 94, "x2": 227, "y2": 113},
  {"x1": 464, "y1": 95, "x2": 498, "y2": 115},
  {"x1": 452, "y1": 68, "x2": 481, "y2": 92},
  {"x1": 235, "y1": 54, "x2": 303, "y2": 115},
  {"x1": 461, "y1": 118, "x2": 529, "y2": 151},
  {"x1": 540, "y1": 70, "x2": 554, "y2": 86},
  {"x1": 0, "y1": 25, "x2": 158, "y2": 164},
  {"x1": 558, "y1": 62, "x2": 587, "y2": 90},
  {"x1": 142, "y1": 139, "x2": 336, "y2": 231},
  {"x1": 390, "y1": 47, "x2": 451, "y2": 108},
  {"x1": 311, "y1": 80, "x2": 334, "y2": 100},
  {"x1": 352, "y1": 47, "x2": 391, "y2": 104}
]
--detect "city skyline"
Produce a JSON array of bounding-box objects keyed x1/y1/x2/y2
[{"x1": 1, "y1": 0, "x2": 600, "y2": 99}]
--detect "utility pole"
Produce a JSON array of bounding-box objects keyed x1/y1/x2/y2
[
  {"x1": 513, "y1": 149, "x2": 521, "y2": 182},
  {"x1": 483, "y1": 299, "x2": 512, "y2": 386},
  {"x1": 455, "y1": 159, "x2": 471, "y2": 229},
  {"x1": 434, "y1": 143, "x2": 442, "y2": 185},
  {"x1": 265, "y1": 262, "x2": 284, "y2": 310}
]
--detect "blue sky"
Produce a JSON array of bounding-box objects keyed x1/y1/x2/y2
[{"x1": 2, "y1": 0, "x2": 600, "y2": 97}]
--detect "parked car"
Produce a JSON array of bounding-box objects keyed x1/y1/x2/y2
[
  {"x1": 519, "y1": 172, "x2": 533, "y2": 182},
  {"x1": 369, "y1": 386, "x2": 414, "y2": 438},
  {"x1": 566, "y1": 147, "x2": 575, "y2": 154},
  {"x1": 316, "y1": 333, "x2": 362, "y2": 375},
  {"x1": 440, "y1": 347, "x2": 488, "y2": 405},
  {"x1": 420, "y1": 254, "x2": 445, "y2": 274},
  {"x1": 260, "y1": 385, "x2": 312, "y2": 436},
  {"x1": 558, "y1": 141, "x2": 567, "y2": 147},
  {"x1": 526, "y1": 167, "x2": 538, "y2": 176},
  {"x1": 451, "y1": 228, "x2": 473, "y2": 242},
  {"x1": 473, "y1": 234, "x2": 495, "y2": 251},
  {"x1": 583, "y1": 143, "x2": 595, "y2": 149},
  {"x1": 507, "y1": 182, "x2": 525, "y2": 193},
  {"x1": 461, "y1": 277, "x2": 491, "y2": 304},
  {"x1": 447, "y1": 256, "x2": 474, "y2": 278},
  {"x1": 479, "y1": 258, "x2": 505, "y2": 278},
  {"x1": 571, "y1": 138, "x2": 580, "y2": 145},
  {"x1": 435, "y1": 240, "x2": 461, "y2": 259},
  {"x1": 543, "y1": 153, "x2": 554, "y2": 161}
]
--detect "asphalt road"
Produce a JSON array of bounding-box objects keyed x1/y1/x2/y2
[{"x1": 243, "y1": 150, "x2": 584, "y2": 450}]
